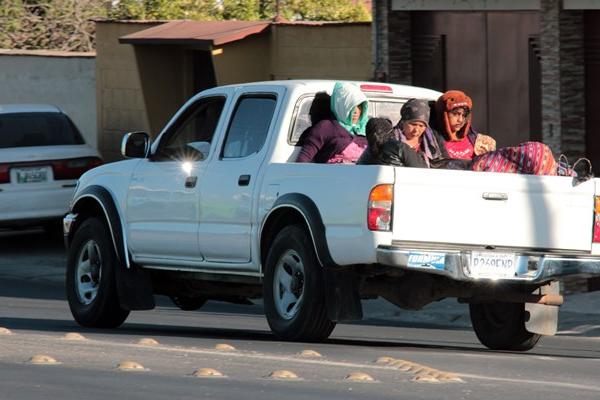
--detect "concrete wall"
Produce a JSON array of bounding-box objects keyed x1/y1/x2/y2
[
  {"x1": 270, "y1": 24, "x2": 372, "y2": 80},
  {"x1": 95, "y1": 21, "x2": 161, "y2": 160},
  {"x1": 0, "y1": 50, "x2": 96, "y2": 148},
  {"x1": 95, "y1": 21, "x2": 372, "y2": 160},
  {"x1": 213, "y1": 34, "x2": 270, "y2": 85}
]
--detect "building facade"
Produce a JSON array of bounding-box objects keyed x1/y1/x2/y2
[{"x1": 373, "y1": 0, "x2": 600, "y2": 170}]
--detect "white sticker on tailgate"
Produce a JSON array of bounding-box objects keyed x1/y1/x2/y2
[
  {"x1": 407, "y1": 252, "x2": 446, "y2": 270},
  {"x1": 469, "y1": 251, "x2": 516, "y2": 279}
]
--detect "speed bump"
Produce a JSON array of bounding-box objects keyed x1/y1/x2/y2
[
  {"x1": 344, "y1": 372, "x2": 376, "y2": 382},
  {"x1": 62, "y1": 332, "x2": 86, "y2": 341},
  {"x1": 374, "y1": 356, "x2": 394, "y2": 365},
  {"x1": 266, "y1": 370, "x2": 300, "y2": 380},
  {"x1": 137, "y1": 338, "x2": 159, "y2": 346},
  {"x1": 297, "y1": 349, "x2": 322, "y2": 358},
  {"x1": 214, "y1": 343, "x2": 236, "y2": 351},
  {"x1": 28, "y1": 355, "x2": 60, "y2": 365},
  {"x1": 412, "y1": 373, "x2": 440, "y2": 383},
  {"x1": 117, "y1": 361, "x2": 147, "y2": 371},
  {"x1": 192, "y1": 368, "x2": 225, "y2": 378},
  {"x1": 0, "y1": 327, "x2": 12, "y2": 335}
]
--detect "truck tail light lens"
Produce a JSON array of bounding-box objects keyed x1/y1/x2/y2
[
  {"x1": 368, "y1": 184, "x2": 393, "y2": 231},
  {"x1": 593, "y1": 197, "x2": 600, "y2": 243}
]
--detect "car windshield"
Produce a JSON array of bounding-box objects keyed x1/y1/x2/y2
[{"x1": 0, "y1": 112, "x2": 85, "y2": 148}]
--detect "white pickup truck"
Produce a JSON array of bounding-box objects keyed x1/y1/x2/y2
[{"x1": 63, "y1": 80, "x2": 600, "y2": 351}]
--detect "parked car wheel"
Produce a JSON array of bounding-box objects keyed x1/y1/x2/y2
[
  {"x1": 263, "y1": 225, "x2": 335, "y2": 342},
  {"x1": 66, "y1": 217, "x2": 129, "y2": 328},
  {"x1": 469, "y1": 301, "x2": 541, "y2": 351},
  {"x1": 170, "y1": 296, "x2": 206, "y2": 311}
]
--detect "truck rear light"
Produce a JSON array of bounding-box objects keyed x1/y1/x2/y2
[
  {"x1": 368, "y1": 184, "x2": 393, "y2": 231},
  {"x1": 593, "y1": 197, "x2": 600, "y2": 243},
  {"x1": 360, "y1": 84, "x2": 393, "y2": 93},
  {"x1": 53, "y1": 157, "x2": 103, "y2": 180}
]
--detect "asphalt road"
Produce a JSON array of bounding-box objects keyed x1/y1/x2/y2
[{"x1": 1, "y1": 228, "x2": 600, "y2": 400}]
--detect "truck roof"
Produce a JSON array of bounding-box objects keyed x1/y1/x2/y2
[{"x1": 202, "y1": 79, "x2": 442, "y2": 100}]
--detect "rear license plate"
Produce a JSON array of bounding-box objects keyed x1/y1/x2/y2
[
  {"x1": 14, "y1": 167, "x2": 50, "y2": 183},
  {"x1": 469, "y1": 251, "x2": 516, "y2": 279}
]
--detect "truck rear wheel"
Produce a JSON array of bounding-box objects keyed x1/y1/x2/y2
[
  {"x1": 469, "y1": 301, "x2": 541, "y2": 351},
  {"x1": 263, "y1": 225, "x2": 335, "y2": 342},
  {"x1": 66, "y1": 217, "x2": 130, "y2": 328}
]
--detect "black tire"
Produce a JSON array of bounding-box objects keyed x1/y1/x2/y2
[
  {"x1": 469, "y1": 301, "x2": 542, "y2": 351},
  {"x1": 42, "y1": 220, "x2": 63, "y2": 241},
  {"x1": 66, "y1": 217, "x2": 130, "y2": 328},
  {"x1": 263, "y1": 225, "x2": 335, "y2": 342},
  {"x1": 170, "y1": 296, "x2": 207, "y2": 311}
]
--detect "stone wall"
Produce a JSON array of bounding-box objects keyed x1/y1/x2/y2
[
  {"x1": 559, "y1": 10, "x2": 586, "y2": 158},
  {"x1": 540, "y1": 0, "x2": 586, "y2": 158},
  {"x1": 387, "y1": 9, "x2": 412, "y2": 84}
]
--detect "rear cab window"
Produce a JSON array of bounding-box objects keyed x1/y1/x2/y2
[{"x1": 287, "y1": 95, "x2": 406, "y2": 146}]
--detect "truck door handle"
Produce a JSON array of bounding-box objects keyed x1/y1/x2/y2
[
  {"x1": 482, "y1": 192, "x2": 508, "y2": 201},
  {"x1": 185, "y1": 176, "x2": 197, "y2": 188},
  {"x1": 238, "y1": 175, "x2": 251, "y2": 186}
]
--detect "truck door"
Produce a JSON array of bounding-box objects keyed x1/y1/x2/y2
[
  {"x1": 126, "y1": 95, "x2": 227, "y2": 263},
  {"x1": 198, "y1": 89, "x2": 281, "y2": 266}
]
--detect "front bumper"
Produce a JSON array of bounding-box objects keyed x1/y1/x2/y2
[
  {"x1": 62, "y1": 213, "x2": 77, "y2": 250},
  {"x1": 376, "y1": 245, "x2": 600, "y2": 284}
]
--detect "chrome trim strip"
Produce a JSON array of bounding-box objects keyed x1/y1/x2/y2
[
  {"x1": 141, "y1": 264, "x2": 262, "y2": 277},
  {"x1": 390, "y1": 240, "x2": 591, "y2": 256}
]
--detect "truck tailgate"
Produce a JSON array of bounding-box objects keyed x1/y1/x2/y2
[{"x1": 392, "y1": 168, "x2": 595, "y2": 252}]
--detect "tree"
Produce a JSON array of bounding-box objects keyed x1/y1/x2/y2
[
  {"x1": 107, "y1": 0, "x2": 221, "y2": 20},
  {"x1": 0, "y1": 0, "x2": 106, "y2": 51},
  {"x1": 0, "y1": 0, "x2": 371, "y2": 52}
]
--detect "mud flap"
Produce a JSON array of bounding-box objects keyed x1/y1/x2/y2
[
  {"x1": 115, "y1": 261, "x2": 155, "y2": 311},
  {"x1": 525, "y1": 281, "x2": 559, "y2": 336},
  {"x1": 324, "y1": 269, "x2": 363, "y2": 322}
]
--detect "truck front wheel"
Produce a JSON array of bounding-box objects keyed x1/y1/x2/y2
[
  {"x1": 263, "y1": 225, "x2": 335, "y2": 342},
  {"x1": 66, "y1": 217, "x2": 130, "y2": 328},
  {"x1": 469, "y1": 301, "x2": 541, "y2": 351}
]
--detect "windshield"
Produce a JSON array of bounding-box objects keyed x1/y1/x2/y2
[{"x1": 0, "y1": 112, "x2": 85, "y2": 149}]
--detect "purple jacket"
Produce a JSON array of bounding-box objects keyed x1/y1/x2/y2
[{"x1": 296, "y1": 119, "x2": 367, "y2": 163}]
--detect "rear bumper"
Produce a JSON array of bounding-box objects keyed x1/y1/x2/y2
[{"x1": 376, "y1": 245, "x2": 600, "y2": 284}]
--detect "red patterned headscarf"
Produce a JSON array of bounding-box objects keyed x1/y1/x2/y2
[{"x1": 436, "y1": 90, "x2": 473, "y2": 141}]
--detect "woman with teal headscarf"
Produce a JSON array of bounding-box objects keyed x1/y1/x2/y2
[{"x1": 296, "y1": 82, "x2": 368, "y2": 163}]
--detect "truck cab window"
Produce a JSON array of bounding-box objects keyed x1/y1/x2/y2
[
  {"x1": 222, "y1": 96, "x2": 276, "y2": 159},
  {"x1": 154, "y1": 96, "x2": 225, "y2": 161}
]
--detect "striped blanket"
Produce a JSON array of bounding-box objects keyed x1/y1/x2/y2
[{"x1": 471, "y1": 141, "x2": 557, "y2": 176}]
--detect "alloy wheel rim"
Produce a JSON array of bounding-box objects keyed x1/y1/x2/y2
[
  {"x1": 273, "y1": 249, "x2": 305, "y2": 320},
  {"x1": 75, "y1": 239, "x2": 102, "y2": 305}
]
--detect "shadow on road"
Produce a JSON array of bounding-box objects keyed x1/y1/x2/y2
[{"x1": 1, "y1": 314, "x2": 599, "y2": 360}]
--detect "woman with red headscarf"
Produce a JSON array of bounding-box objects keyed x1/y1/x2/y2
[{"x1": 434, "y1": 90, "x2": 562, "y2": 176}]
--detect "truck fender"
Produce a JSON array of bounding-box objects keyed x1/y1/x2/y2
[
  {"x1": 262, "y1": 193, "x2": 362, "y2": 322},
  {"x1": 70, "y1": 185, "x2": 154, "y2": 311},
  {"x1": 71, "y1": 185, "x2": 128, "y2": 267},
  {"x1": 263, "y1": 193, "x2": 336, "y2": 268}
]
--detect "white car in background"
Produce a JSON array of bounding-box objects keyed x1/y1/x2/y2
[{"x1": 0, "y1": 104, "x2": 102, "y2": 231}]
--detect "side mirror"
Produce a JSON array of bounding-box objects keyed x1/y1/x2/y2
[{"x1": 121, "y1": 132, "x2": 150, "y2": 158}]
